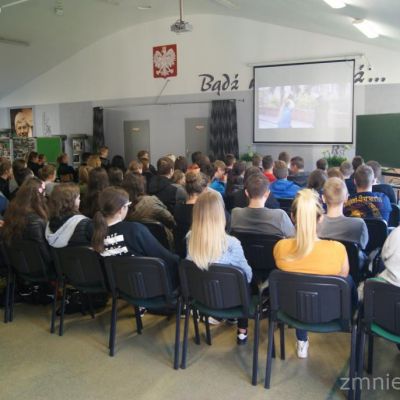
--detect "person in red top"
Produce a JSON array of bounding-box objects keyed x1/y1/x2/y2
[{"x1": 262, "y1": 155, "x2": 276, "y2": 183}]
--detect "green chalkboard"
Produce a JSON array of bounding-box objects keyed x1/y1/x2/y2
[
  {"x1": 36, "y1": 137, "x2": 62, "y2": 164},
  {"x1": 356, "y1": 114, "x2": 400, "y2": 168}
]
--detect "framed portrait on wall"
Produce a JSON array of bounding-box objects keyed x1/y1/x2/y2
[{"x1": 10, "y1": 107, "x2": 34, "y2": 137}]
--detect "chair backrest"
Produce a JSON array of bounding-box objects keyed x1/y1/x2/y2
[
  {"x1": 231, "y1": 231, "x2": 282, "y2": 282},
  {"x1": 364, "y1": 279, "x2": 400, "y2": 336},
  {"x1": 364, "y1": 218, "x2": 388, "y2": 253},
  {"x1": 104, "y1": 256, "x2": 175, "y2": 303},
  {"x1": 4, "y1": 240, "x2": 53, "y2": 282},
  {"x1": 388, "y1": 203, "x2": 400, "y2": 228},
  {"x1": 179, "y1": 260, "x2": 251, "y2": 312},
  {"x1": 141, "y1": 220, "x2": 171, "y2": 250},
  {"x1": 278, "y1": 198, "x2": 293, "y2": 215},
  {"x1": 51, "y1": 246, "x2": 108, "y2": 293},
  {"x1": 268, "y1": 270, "x2": 353, "y2": 330}
]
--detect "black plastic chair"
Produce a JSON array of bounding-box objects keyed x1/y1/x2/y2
[
  {"x1": 277, "y1": 198, "x2": 293, "y2": 216},
  {"x1": 388, "y1": 203, "x2": 400, "y2": 227},
  {"x1": 104, "y1": 256, "x2": 181, "y2": 368},
  {"x1": 264, "y1": 270, "x2": 357, "y2": 400},
  {"x1": 51, "y1": 246, "x2": 109, "y2": 336},
  {"x1": 355, "y1": 278, "x2": 400, "y2": 400},
  {"x1": 364, "y1": 218, "x2": 388, "y2": 254},
  {"x1": 1, "y1": 240, "x2": 58, "y2": 333},
  {"x1": 231, "y1": 231, "x2": 282, "y2": 286},
  {"x1": 179, "y1": 260, "x2": 266, "y2": 385},
  {"x1": 141, "y1": 220, "x2": 171, "y2": 250},
  {"x1": 320, "y1": 239, "x2": 365, "y2": 287}
]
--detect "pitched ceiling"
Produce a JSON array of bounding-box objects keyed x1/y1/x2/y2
[{"x1": 0, "y1": 0, "x2": 399, "y2": 101}]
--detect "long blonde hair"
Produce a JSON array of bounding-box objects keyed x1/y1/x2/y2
[
  {"x1": 188, "y1": 190, "x2": 227, "y2": 270},
  {"x1": 286, "y1": 188, "x2": 323, "y2": 261}
]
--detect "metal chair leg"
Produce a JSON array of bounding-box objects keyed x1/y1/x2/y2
[
  {"x1": 180, "y1": 303, "x2": 191, "y2": 369},
  {"x1": 134, "y1": 306, "x2": 142, "y2": 334},
  {"x1": 367, "y1": 335, "x2": 374, "y2": 374},
  {"x1": 192, "y1": 309, "x2": 200, "y2": 345},
  {"x1": 264, "y1": 320, "x2": 276, "y2": 389},
  {"x1": 205, "y1": 315, "x2": 212, "y2": 345},
  {"x1": 59, "y1": 280, "x2": 66, "y2": 336},
  {"x1": 4, "y1": 269, "x2": 11, "y2": 323},
  {"x1": 87, "y1": 293, "x2": 95, "y2": 319},
  {"x1": 109, "y1": 296, "x2": 118, "y2": 356},
  {"x1": 355, "y1": 331, "x2": 367, "y2": 400},
  {"x1": 252, "y1": 309, "x2": 260, "y2": 386},
  {"x1": 348, "y1": 325, "x2": 357, "y2": 400},
  {"x1": 279, "y1": 323, "x2": 285, "y2": 360},
  {"x1": 9, "y1": 274, "x2": 15, "y2": 322},
  {"x1": 50, "y1": 280, "x2": 59, "y2": 334},
  {"x1": 173, "y1": 298, "x2": 182, "y2": 370}
]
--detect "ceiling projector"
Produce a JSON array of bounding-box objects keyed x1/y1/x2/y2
[{"x1": 170, "y1": 19, "x2": 193, "y2": 33}]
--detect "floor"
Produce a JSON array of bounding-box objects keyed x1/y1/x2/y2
[{"x1": 0, "y1": 302, "x2": 399, "y2": 400}]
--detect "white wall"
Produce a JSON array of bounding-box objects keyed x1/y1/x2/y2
[
  {"x1": 1, "y1": 14, "x2": 399, "y2": 168},
  {"x1": 1, "y1": 14, "x2": 400, "y2": 107}
]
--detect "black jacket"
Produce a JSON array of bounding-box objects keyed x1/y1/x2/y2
[
  {"x1": 226, "y1": 189, "x2": 280, "y2": 212},
  {"x1": 148, "y1": 175, "x2": 177, "y2": 213},
  {"x1": 22, "y1": 213, "x2": 52, "y2": 266}
]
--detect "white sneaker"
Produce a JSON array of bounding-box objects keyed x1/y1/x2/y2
[
  {"x1": 207, "y1": 316, "x2": 224, "y2": 325},
  {"x1": 296, "y1": 340, "x2": 309, "y2": 359}
]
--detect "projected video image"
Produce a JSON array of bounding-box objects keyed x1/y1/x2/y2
[{"x1": 258, "y1": 84, "x2": 351, "y2": 129}]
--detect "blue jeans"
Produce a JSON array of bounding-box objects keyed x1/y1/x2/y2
[{"x1": 295, "y1": 275, "x2": 358, "y2": 342}]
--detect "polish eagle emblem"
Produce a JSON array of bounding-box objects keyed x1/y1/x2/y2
[{"x1": 153, "y1": 44, "x2": 177, "y2": 78}]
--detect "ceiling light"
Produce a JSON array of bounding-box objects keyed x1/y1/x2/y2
[
  {"x1": 137, "y1": 5, "x2": 152, "y2": 10},
  {"x1": 352, "y1": 19, "x2": 379, "y2": 39},
  {"x1": 322, "y1": 0, "x2": 346, "y2": 8}
]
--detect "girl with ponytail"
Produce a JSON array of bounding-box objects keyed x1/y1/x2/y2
[
  {"x1": 91, "y1": 186, "x2": 179, "y2": 284},
  {"x1": 273, "y1": 189, "x2": 349, "y2": 359}
]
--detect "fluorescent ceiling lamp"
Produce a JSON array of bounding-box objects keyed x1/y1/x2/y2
[
  {"x1": 0, "y1": 36, "x2": 30, "y2": 47},
  {"x1": 322, "y1": 0, "x2": 346, "y2": 8},
  {"x1": 352, "y1": 19, "x2": 379, "y2": 39}
]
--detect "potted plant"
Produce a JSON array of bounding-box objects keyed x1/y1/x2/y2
[{"x1": 322, "y1": 145, "x2": 350, "y2": 168}]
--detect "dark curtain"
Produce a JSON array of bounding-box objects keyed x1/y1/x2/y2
[
  {"x1": 93, "y1": 107, "x2": 104, "y2": 153},
  {"x1": 209, "y1": 100, "x2": 239, "y2": 160}
]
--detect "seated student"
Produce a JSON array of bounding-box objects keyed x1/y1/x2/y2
[
  {"x1": 138, "y1": 150, "x2": 157, "y2": 183},
  {"x1": 270, "y1": 161, "x2": 301, "y2": 199},
  {"x1": 274, "y1": 189, "x2": 349, "y2": 358},
  {"x1": 174, "y1": 172, "x2": 209, "y2": 257},
  {"x1": 110, "y1": 155, "x2": 126, "y2": 172},
  {"x1": 231, "y1": 173, "x2": 295, "y2": 237},
  {"x1": 262, "y1": 155, "x2": 276, "y2": 183},
  {"x1": 186, "y1": 190, "x2": 252, "y2": 344},
  {"x1": 327, "y1": 167, "x2": 344, "y2": 180},
  {"x1": 99, "y1": 146, "x2": 110, "y2": 170},
  {"x1": 380, "y1": 225, "x2": 400, "y2": 287},
  {"x1": 344, "y1": 165, "x2": 392, "y2": 223},
  {"x1": 367, "y1": 160, "x2": 397, "y2": 204},
  {"x1": 307, "y1": 169, "x2": 327, "y2": 194},
  {"x1": 318, "y1": 178, "x2": 369, "y2": 249},
  {"x1": 0, "y1": 158, "x2": 12, "y2": 199},
  {"x1": 39, "y1": 164, "x2": 58, "y2": 197},
  {"x1": 10, "y1": 167, "x2": 34, "y2": 199},
  {"x1": 127, "y1": 160, "x2": 143, "y2": 175},
  {"x1": 252, "y1": 154, "x2": 262, "y2": 170},
  {"x1": 227, "y1": 166, "x2": 280, "y2": 211},
  {"x1": 2, "y1": 177, "x2": 52, "y2": 266},
  {"x1": 316, "y1": 158, "x2": 328, "y2": 172},
  {"x1": 57, "y1": 153, "x2": 75, "y2": 183},
  {"x1": 278, "y1": 151, "x2": 290, "y2": 166},
  {"x1": 87, "y1": 154, "x2": 102, "y2": 169},
  {"x1": 27, "y1": 151, "x2": 41, "y2": 177},
  {"x1": 38, "y1": 154, "x2": 46, "y2": 168},
  {"x1": 148, "y1": 156, "x2": 178, "y2": 213},
  {"x1": 46, "y1": 183, "x2": 93, "y2": 247},
  {"x1": 122, "y1": 172, "x2": 175, "y2": 230},
  {"x1": 224, "y1": 153, "x2": 236, "y2": 171},
  {"x1": 209, "y1": 160, "x2": 227, "y2": 195},
  {"x1": 225, "y1": 161, "x2": 246, "y2": 196},
  {"x1": 288, "y1": 156, "x2": 309, "y2": 187},
  {"x1": 91, "y1": 186, "x2": 179, "y2": 285},
  {"x1": 174, "y1": 156, "x2": 188, "y2": 174},
  {"x1": 340, "y1": 160, "x2": 355, "y2": 196},
  {"x1": 171, "y1": 169, "x2": 187, "y2": 204},
  {"x1": 9, "y1": 158, "x2": 27, "y2": 194},
  {"x1": 80, "y1": 167, "x2": 110, "y2": 218},
  {"x1": 108, "y1": 167, "x2": 124, "y2": 187}
]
